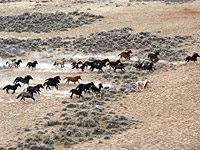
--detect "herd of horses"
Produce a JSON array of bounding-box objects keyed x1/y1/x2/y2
[
  {"x1": 2, "y1": 74, "x2": 103, "y2": 101},
  {"x1": 2, "y1": 50, "x2": 200, "y2": 102}
]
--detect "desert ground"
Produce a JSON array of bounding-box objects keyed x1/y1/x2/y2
[{"x1": 0, "y1": 0, "x2": 200, "y2": 149}]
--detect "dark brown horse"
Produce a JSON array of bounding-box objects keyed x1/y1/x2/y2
[
  {"x1": 25, "y1": 84, "x2": 44, "y2": 95},
  {"x1": 63, "y1": 75, "x2": 82, "y2": 84},
  {"x1": 148, "y1": 52, "x2": 160, "y2": 62},
  {"x1": 71, "y1": 61, "x2": 83, "y2": 69},
  {"x1": 79, "y1": 63, "x2": 87, "y2": 72},
  {"x1": 118, "y1": 50, "x2": 132, "y2": 60},
  {"x1": 114, "y1": 63, "x2": 125, "y2": 72},
  {"x1": 141, "y1": 63, "x2": 153, "y2": 72},
  {"x1": 133, "y1": 63, "x2": 143, "y2": 70}
]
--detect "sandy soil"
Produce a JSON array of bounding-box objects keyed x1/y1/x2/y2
[{"x1": 0, "y1": 0, "x2": 200, "y2": 149}]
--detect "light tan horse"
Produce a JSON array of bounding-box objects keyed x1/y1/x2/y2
[
  {"x1": 63, "y1": 75, "x2": 82, "y2": 84},
  {"x1": 53, "y1": 58, "x2": 66, "y2": 68},
  {"x1": 6, "y1": 59, "x2": 22, "y2": 68}
]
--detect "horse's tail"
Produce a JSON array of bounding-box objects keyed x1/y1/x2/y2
[
  {"x1": 63, "y1": 77, "x2": 68, "y2": 80},
  {"x1": 6, "y1": 61, "x2": 8, "y2": 65},
  {"x1": 3, "y1": 86, "x2": 7, "y2": 90},
  {"x1": 16, "y1": 93, "x2": 22, "y2": 99},
  {"x1": 118, "y1": 54, "x2": 121, "y2": 56},
  {"x1": 185, "y1": 56, "x2": 189, "y2": 61},
  {"x1": 70, "y1": 89, "x2": 73, "y2": 93},
  {"x1": 53, "y1": 62, "x2": 56, "y2": 66}
]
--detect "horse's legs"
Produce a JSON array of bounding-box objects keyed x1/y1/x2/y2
[
  {"x1": 20, "y1": 97, "x2": 23, "y2": 101},
  {"x1": 37, "y1": 91, "x2": 40, "y2": 95},
  {"x1": 6, "y1": 89, "x2": 9, "y2": 94},
  {"x1": 46, "y1": 85, "x2": 51, "y2": 90},
  {"x1": 79, "y1": 94, "x2": 83, "y2": 98},
  {"x1": 32, "y1": 97, "x2": 36, "y2": 102},
  {"x1": 12, "y1": 90, "x2": 15, "y2": 94},
  {"x1": 70, "y1": 93, "x2": 73, "y2": 99},
  {"x1": 55, "y1": 85, "x2": 58, "y2": 90}
]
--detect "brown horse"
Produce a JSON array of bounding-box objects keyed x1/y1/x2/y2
[
  {"x1": 71, "y1": 61, "x2": 82, "y2": 69},
  {"x1": 141, "y1": 63, "x2": 153, "y2": 72},
  {"x1": 113, "y1": 63, "x2": 125, "y2": 72},
  {"x1": 118, "y1": 50, "x2": 132, "y2": 60},
  {"x1": 63, "y1": 75, "x2": 82, "y2": 84},
  {"x1": 24, "y1": 84, "x2": 44, "y2": 95},
  {"x1": 133, "y1": 63, "x2": 143, "y2": 70},
  {"x1": 53, "y1": 58, "x2": 66, "y2": 68},
  {"x1": 148, "y1": 52, "x2": 160, "y2": 62},
  {"x1": 79, "y1": 63, "x2": 87, "y2": 72}
]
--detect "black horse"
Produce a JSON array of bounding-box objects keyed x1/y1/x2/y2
[
  {"x1": 45, "y1": 76, "x2": 61, "y2": 84},
  {"x1": 185, "y1": 53, "x2": 200, "y2": 63},
  {"x1": 43, "y1": 80, "x2": 59, "y2": 90},
  {"x1": 3, "y1": 83, "x2": 21, "y2": 94},
  {"x1": 17, "y1": 89, "x2": 37, "y2": 102},
  {"x1": 15, "y1": 59, "x2": 22, "y2": 68},
  {"x1": 70, "y1": 88, "x2": 84, "y2": 99},
  {"x1": 84, "y1": 61, "x2": 95, "y2": 69},
  {"x1": 26, "y1": 61, "x2": 38, "y2": 70},
  {"x1": 108, "y1": 59, "x2": 121, "y2": 69},
  {"x1": 76, "y1": 82, "x2": 95, "y2": 93},
  {"x1": 13, "y1": 75, "x2": 33, "y2": 85},
  {"x1": 91, "y1": 83, "x2": 103, "y2": 95},
  {"x1": 93, "y1": 58, "x2": 110, "y2": 66},
  {"x1": 90, "y1": 63, "x2": 106, "y2": 73}
]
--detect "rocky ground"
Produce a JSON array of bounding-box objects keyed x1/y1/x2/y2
[{"x1": 0, "y1": 0, "x2": 200, "y2": 149}]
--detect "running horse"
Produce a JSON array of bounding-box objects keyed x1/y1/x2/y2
[
  {"x1": 63, "y1": 75, "x2": 82, "y2": 84},
  {"x1": 26, "y1": 61, "x2": 38, "y2": 70},
  {"x1": 71, "y1": 61, "x2": 82, "y2": 69},
  {"x1": 141, "y1": 62, "x2": 154, "y2": 72},
  {"x1": 118, "y1": 50, "x2": 132, "y2": 60},
  {"x1": 185, "y1": 53, "x2": 200, "y2": 64},
  {"x1": 6, "y1": 59, "x2": 22, "y2": 68},
  {"x1": 13, "y1": 75, "x2": 33, "y2": 85},
  {"x1": 53, "y1": 58, "x2": 66, "y2": 68},
  {"x1": 3, "y1": 83, "x2": 21, "y2": 94},
  {"x1": 17, "y1": 89, "x2": 37, "y2": 102},
  {"x1": 148, "y1": 52, "x2": 160, "y2": 62},
  {"x1": 24, "y1": 84, "x2": 44, "y2": 95}
]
